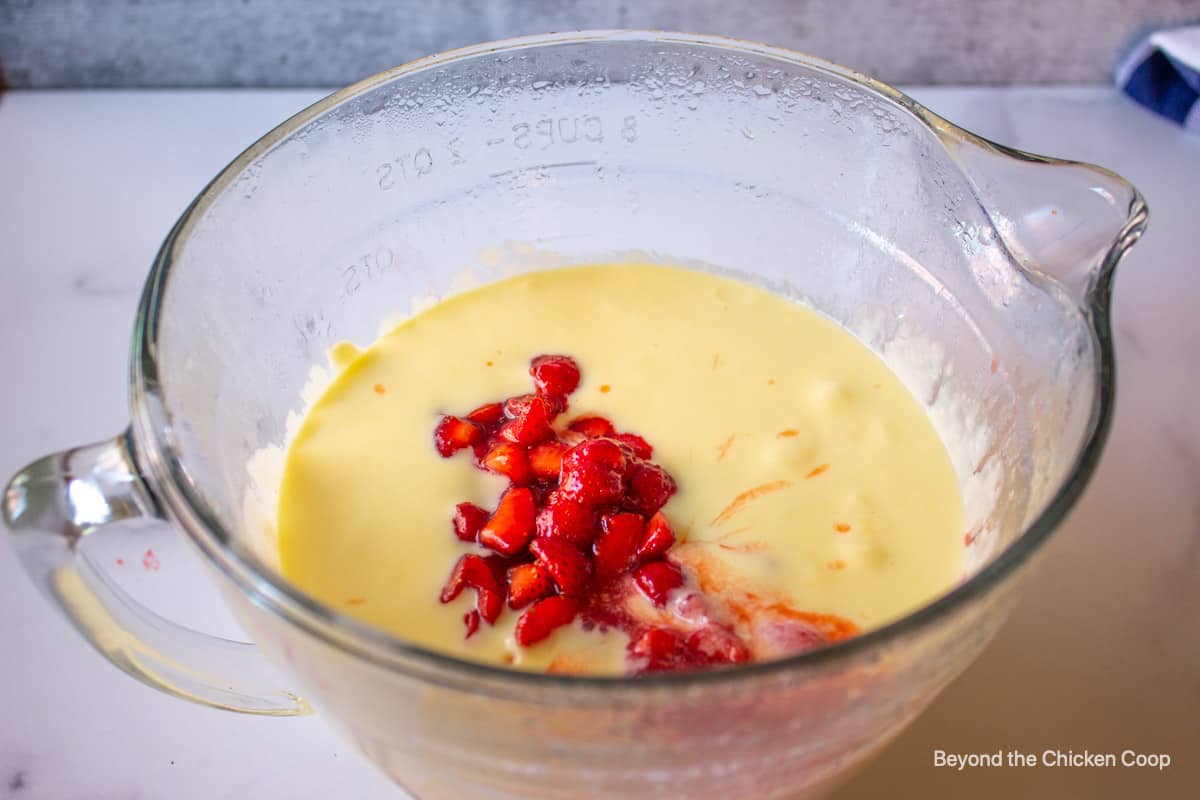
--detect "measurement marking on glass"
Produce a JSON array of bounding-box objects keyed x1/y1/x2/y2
[{"x1": 488, "y1": 160, "x2": 599, "y2": 179}]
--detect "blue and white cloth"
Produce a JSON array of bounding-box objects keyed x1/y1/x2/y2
[{"x1": 1116, "y1": 25, "x2": 1200, "y2": 131}]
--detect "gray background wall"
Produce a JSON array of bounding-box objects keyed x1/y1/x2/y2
[{"x1": 2, "y1": 0, "x2": 1198, "y2": 88}]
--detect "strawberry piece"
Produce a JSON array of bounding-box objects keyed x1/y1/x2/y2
[
  {"x1": 633, "y1": 560, "x2": 684, "y2": 607},
  {"x1": 451, "y1": 502, "x2": 489, "y2": 542},
  {"x1": 466, "y1": 402, "x2": 505, "y2": 426},
  {"x1": 482, "y1": 441, "x2": 532, "y2": 485},
  {"x1": 499, "y1": 395, "x2": 556, "y2": 446},
  {"x1": 635, "y1": 511, "x2": 675, "y2": 562},
  {"x1": 568, "y1": 415, "x2": 616, "y2": 438},
  {"x1": 686, "y1": 625, "x2": 751, "y2": 665},
  {"x1": 631, "y1": 627, "x2": 682, "y2": 658},
  {"x1": 503, "y1": 393, "x2": 538, "y2": 418},
  {"x1": 613, "y1": 432, "x2": 654, "y2": 460},
  {"x1": 481, "y1": 553, "x2": 513, "y2": 587},
  {"x1": 559, "y1": 439, "x2": 627, "y2": 505},
  {"x1": 593, "y1": 512, "x2": 644, "y2": 580},
  {"x1": 624, "y1": 462, "x2": 677, "y2": 516},
  {"x1": 560, "y1": 464, "x2": 624, "y2": 506},
  {"x1": 530, "y1": 537, "x2": 592, "y2": 597},
  {"x1": 507, "y1": 562, "x2": 553, "y2": 609},
  {"x1": 563, "y1": 437, "x2": 626, "y2": 473},
  {"x1": 430, "y1": 351, "x2": 708, "y2": 663},
  {"x1": 514, "y1": 595, "x2": 579, "y2": 646},
  {"x1": 478, "y1": 488, "x2": 536, "y2": 556},
  {"x1": 528, "y1": 441, "x2": 566, "y2": 481},
  {"x1": 477, "y1": 585, "x2": 504, "y2": 624},
  {"x1": 479, "y1": 553, "x2": 518, "y2": 623},
  {"x1": 629, "y1": 627, "x2": 688, "y2": 671},
  {"x1": 530, "y1": 354, "x2": 581, "y2": 399},
  {"x1": 535, "y1": 491, "x2": 597, "y2": 547},
  {"x1": 441, "y1": 556, "x2": 492, "y2": 599},
  {"x1": 630, "y1": 624, "x2": 749, "y2": 671},
  {"x1": 433, "y1": 415, "x2": 482, "y2": 457},
  {"x1": 503, "y1": 392, "x2": 565, "y2": 419},
  {"x1": 441, "y1": 553, "x2": 505, "y2": 625}
]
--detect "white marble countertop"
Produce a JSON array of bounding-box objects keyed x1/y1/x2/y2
[{"x1": 0, "y1": 87, "x2": 1196, "y2": 799}]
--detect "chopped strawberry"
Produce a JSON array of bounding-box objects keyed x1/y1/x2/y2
[
  {"x1": 476, "y1": 585, "x2": 504, "y2": 624},
  {"x1": 466, "y1": 402, "x2": 505, "y2": 426},
  {"x1": 686, "y1": 625, "x2": 751, "y2": 665},
  {"x1": 530, "y1": 354, "x2": 581, "y2": 399},
  {"x1": 507, "y1": 562, "x2": 553, "y2": 609},
  {"x1": 628, "y1": 627, "x2": 688, "y2": 671},
  {"x1": 635, "y1": 511, "x2": 675, "y2": 562},
  {"x1": 560, "y1": 466, "x2": 624, "y2": 506},
  {"x1": 451, "y1": 502, "x2": 489, "y2": 542},
  {"x1": 482, "y1": 441, "x2": 532, "y2": 485},
  {"x1": 503, "y1": 392, "x2": 565, "y2": 419},
  {"x1": 431, "y1": 352, "x2": 710, "y2": 666},
  {"x1": 439, "y1": 554, "x2": 502, "y2": 604},
  {"x1": 478, "y1": 488, "x2": 536, "y2": 556},
  {"x1": 499, "y1": 395, "x2": 556, "y2": 446},
  {"x1": 559, "y1": 438, "x2": 627, "y2": 505},
  {"x1": 535, "y1": 491, "x2": 597, "y2": 547},
  {"x1": 630, "y1": 627, "x2": 682, "y2": 659},
  {"x1": 629, "y1": 624, "x2": 749, "y2": 671},
  {"x1": 612, "y1": 432, "x2": 654, "y2": 460},
  {"x1": 503, "y1": 393, "x2": 538, "y2": 418},
  {"x1": 433, "y1": 415, "x2": 482, "y2": 457},
  {"x1": 441, "y1": 553, "x2": 505, "y2": 625},
  {"x1": 527, "y1": 441, "x2": 566, "y2": 481},
  {"x1": 567, "y1": 415, "x2": 616, "y2": 438},
  {"x1": 624, "y1": 462, "x2": 677, "y2": 516},
  {"x1": 633, "y1": 560, "x2": 684, "y2": 607},
  {"x1": 562, "y1": 437, "x2": 626, "y2": 473},
  {"x1": 530, "y1": 537, "x2": 592, "y2": 597},
  {"x1": 481, "y1": 553, "x2": 513, "y2": 586},
  {"x1": 514, "y1": 595, "x2": 579, "y2": 646},
  {"x1": 593, "y1": 512, "x2": 644, "y2": 580}
]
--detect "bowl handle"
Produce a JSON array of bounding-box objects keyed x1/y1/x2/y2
[{"x1": 2, "y1": 430, "x2": 309, "y2": 716}]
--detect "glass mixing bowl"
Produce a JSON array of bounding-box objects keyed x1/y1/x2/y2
[{"x1": 4, "y1": 31, "x2": 1145, "y2": 800}]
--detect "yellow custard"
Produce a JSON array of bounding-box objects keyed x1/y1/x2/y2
[{"x1": 277, "y1": 263, "x2": 964, "y2": 673}]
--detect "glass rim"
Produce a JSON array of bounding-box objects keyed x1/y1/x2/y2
[{"x1": 128, "y1": 30, "x2": 1143, "y2": 692}]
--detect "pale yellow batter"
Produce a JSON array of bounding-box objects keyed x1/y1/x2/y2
[{"x1": 277, "y1": 263, "x2": 964, "y2": 673}]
